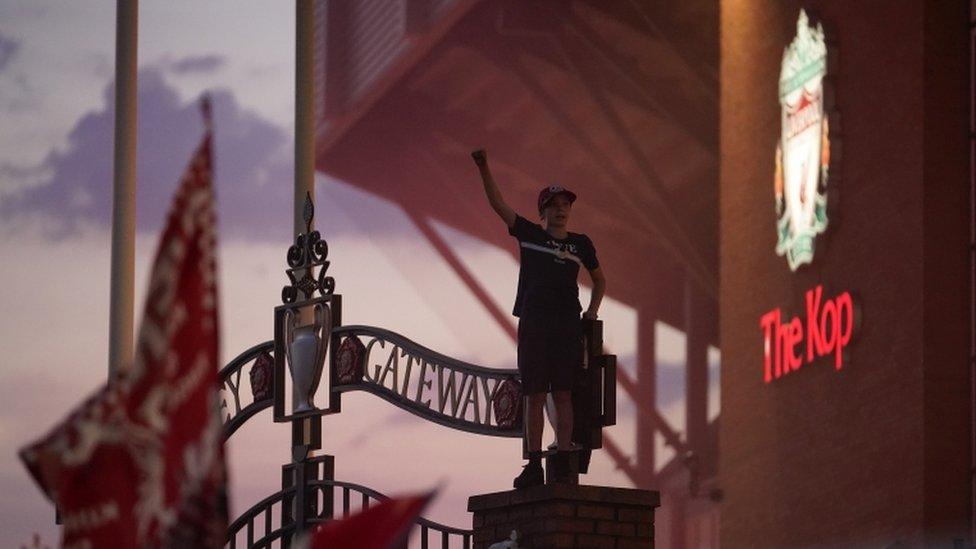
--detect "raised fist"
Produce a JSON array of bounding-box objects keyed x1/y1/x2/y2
[{"x1": 471, "y1": 149, "x2": 487, "y2": 167}]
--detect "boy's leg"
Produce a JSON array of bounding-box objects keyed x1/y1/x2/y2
[
  {"x1": 550, "y1": 389, "x2": 576, "y2": 483},
  {"x1": 525, "y1": 393, "x2": 547, "y2": 452},
  {"x1": 547, "y1": 314, "x2": 581, "y2": 483},
  {"x1": 514, "y1": 392, "x2": 547, "y2": 489},
  {"x1": 552, "y1": 390, "x2": 573, "y2": 451},
  {"x1": 548, "y1": 315, "x2": 580, "y2": 452}
]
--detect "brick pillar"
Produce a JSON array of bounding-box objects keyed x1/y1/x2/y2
[{"x1": 468, "y1": 484, "x2": 660, "y2": 548}]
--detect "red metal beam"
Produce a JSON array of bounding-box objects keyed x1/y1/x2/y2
[
  {"x1": 602, "y1": 434, "x2": 641, "y2": 485},
  {"x1": 617, "y1": 367, "x2": 687, "y2": 456},
  {"x1": 407, "y1": 212, "x2": 517, "y2": 342}
]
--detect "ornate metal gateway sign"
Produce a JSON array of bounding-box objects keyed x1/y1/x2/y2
[
  {"x1": 774, "y1": 9, "x2": 831, "y2": 271},
  {"x1": 331, "y1": 325, "x2": 523, "y2": 436}
]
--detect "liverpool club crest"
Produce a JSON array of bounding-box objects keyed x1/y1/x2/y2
[{"x1": 774, "y1": 10, "x2": 830, "y2": 271}]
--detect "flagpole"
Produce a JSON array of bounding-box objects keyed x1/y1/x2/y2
[
  {"x1": 109, "y1": 0, "x2": 138, "y2": 377},
  {"x1": 295, "y1": 0, "x2": 315, "y2": 237},
  {"x1": 294, "y1": 0, "x2": 317, "y2": 461}
]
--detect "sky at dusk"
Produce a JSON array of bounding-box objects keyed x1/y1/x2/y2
[{"x1": 0, "y1": 2, "x2": 710, "y2": 545}]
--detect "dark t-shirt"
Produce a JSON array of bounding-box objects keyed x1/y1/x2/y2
[{"x1": 508, "y1": 215, "x2": 599, "y2": 318}]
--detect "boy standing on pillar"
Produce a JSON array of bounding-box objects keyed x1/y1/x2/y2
[{"x1": 471, "y1": 149, "x2": 606, "y2": 488}]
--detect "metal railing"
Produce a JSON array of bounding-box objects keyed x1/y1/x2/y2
[
  {"x1": 225, "y1": 455, "x2": 472, "y2": 548},
  {"x1": 227, "y1": 487, "x2": 295, "y2": 549},
  {"x1": 306, "y1": 479, "x2": 472, "y2": 549}
]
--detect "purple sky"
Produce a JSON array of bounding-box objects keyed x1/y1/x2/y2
[{"x1": 3, "y1": 67, "x2": 295, "y2": 241}]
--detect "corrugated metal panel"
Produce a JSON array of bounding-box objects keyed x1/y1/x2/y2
[
  {"x1": 321, "y1": 0, "x2": 469, "y2": 118},
  {"x1": 333, "y1": 0, "x2": 409, "y2": 108}
]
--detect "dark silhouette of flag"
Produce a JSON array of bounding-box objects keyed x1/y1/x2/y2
[
  {"x1": 19, "y1": 96, "x2": 227, "y2": 548},
  {"x1": 301, "y1": 492, "x2": 434, "y2": 549}
]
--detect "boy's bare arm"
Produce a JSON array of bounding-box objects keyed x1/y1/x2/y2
[
  {"x1": 583, "y1": 266, "x2": 606, "y2": 319},
  {"x1": 471, "y1": 149, "x2": 516, "y2": 228}
]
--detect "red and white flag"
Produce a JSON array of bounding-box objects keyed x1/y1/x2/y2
[
  {"x1": 20, "y1": 97, "x2": 227, "y2": 547},
  {"x1": 301, "y1": 492, "x2": 434, "y2": 549}
]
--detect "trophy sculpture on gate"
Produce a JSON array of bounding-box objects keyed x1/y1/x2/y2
[
  {"x1": 273, "y1": 193, "x2": 343, "y2": 423},
  {"x1": 284, "y1": 303, "x2": 331, "y2": 413}
]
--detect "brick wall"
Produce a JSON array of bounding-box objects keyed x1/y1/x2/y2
[
  {"x1": 468, "y1": 484, "x2": 659, "y2": 548},
  {"x1": 720, "y1": 1, "x2": 970, "y2": 546}
]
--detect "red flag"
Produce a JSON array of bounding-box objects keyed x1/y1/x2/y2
[
  {"x1": 302, "y1": 492, "x2": 434, "y2": 549},
  {"x1": 20, "y1": 97, "x2": 227, "y2": 547}
]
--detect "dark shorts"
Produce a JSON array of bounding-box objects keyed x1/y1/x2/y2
[{"x1": 517, "y1": 313, "x2": 583, "y2": 395}]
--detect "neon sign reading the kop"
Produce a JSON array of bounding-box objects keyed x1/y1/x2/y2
[{"x1": 759, "y1": 285, "x2": 856, "y2": 383}]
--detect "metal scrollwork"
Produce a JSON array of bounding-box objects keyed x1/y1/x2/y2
[{"x1": 282, "y1": 192, "x2": 335, "y2": 304}]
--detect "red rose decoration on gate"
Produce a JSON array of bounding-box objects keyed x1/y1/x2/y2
[
  {"x1": 336, "y1": 336, "x2": 366, "y2": 385},
  {"x1": 250, "y1": 352, "x2": 274, "y2": 401},
  {"x1": 492, "y1": 378, "x2": 523, "y2": 429}
]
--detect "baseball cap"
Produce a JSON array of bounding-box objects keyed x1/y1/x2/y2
[{"x1": 537, "y1": 185, "x2": 577, "y2": 213}]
